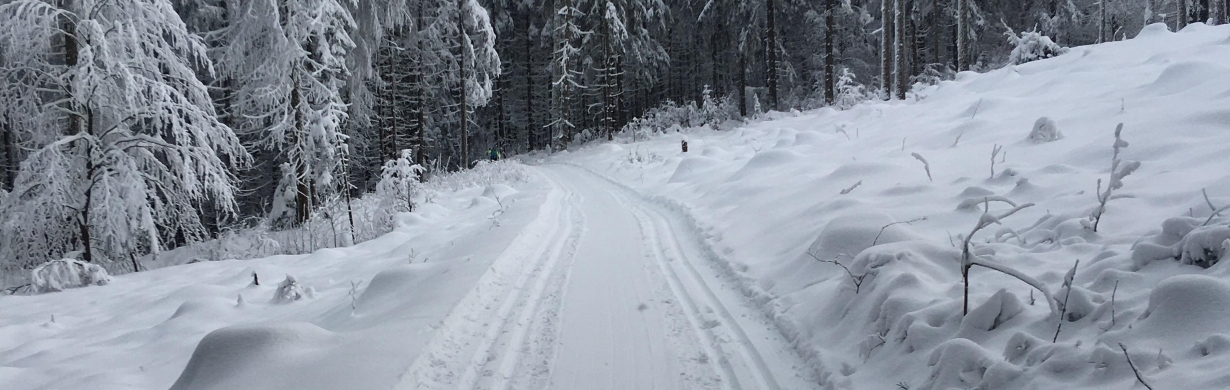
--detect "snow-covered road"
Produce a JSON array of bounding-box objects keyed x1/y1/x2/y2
[{"x1": 400, "y1": 165, "x2": 821, "y2": 390}]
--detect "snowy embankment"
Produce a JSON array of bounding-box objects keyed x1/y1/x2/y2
[
  {"x1": 0, "y1": 162, "x2": 544, "y2": 390},
  {"x1": 555, "y1": 23, "x2": 1230, "y2": 389}
]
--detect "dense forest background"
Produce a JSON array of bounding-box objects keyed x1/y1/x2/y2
[{"x1": 1, "y1": 0, "x2": 1225, "y2": 276}]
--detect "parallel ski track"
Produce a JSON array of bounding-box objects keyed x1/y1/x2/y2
[
  {"x1": 395, "y1": 173, "x2": 580, "y2": 390},
  {"x1": 593, "y1": 169, "x2": 783, "y2": 390}
]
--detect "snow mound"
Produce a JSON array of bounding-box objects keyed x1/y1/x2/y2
[
  {"x1": 669, "y1": 156, "x2": 724, "y2": 183},
  {"x1": 921, "y1": 338, "x2": 1006, "y2": 390},
  {"x1": 355, "y1": 265, "x2": 434, "y2": 313},
  {"x1": 728, "y1": 149, "x2": 804, "y2": 181},
  {"x1": 807, "y1": 212, "x2": 923, "y2": 261},
  {"x1": 1109, "y1": 275, "x2": 1230, "y2": 350},
  {"x1": 1027, "y1": 117, "x2": 1062, "y2": 143},
  {"x1": 30, "y1": 259, "x2": 111, "y2": 293},
  {"x1": 1144, "y1": 60, "x2": 1230, "y2": 96},
  {"x1": 960, "y1": 289, "x2": 1024, "y2": 333},
  {"x1": 169, "y1": 322, "x2": 337, "y2": 390},
  {"x1": 481, "y1": 184, "x2": 518, "y2": 199}
]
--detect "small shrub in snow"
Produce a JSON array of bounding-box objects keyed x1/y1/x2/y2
[
  {"x1": 833, "y1": 68, "x2": 877, "y2": 110},
  {"x1": 1083, "y1": 124, "x2": 1140, "y2": 232},
  {"x1": 1027, "y1": 117, "x2": 1063, "y2": 143},
  {"x1": 30, "y1": 258, "x2": 111, "y2": 293},
  {"x1": 272, "y1": 275, "x2": 305, "y2": 303},
  {"x1": 1005, "y1": 28, "x2": 1068, "y2": 65},
  {"x1": 958, "y1": 198, "x2": 1057, "y2": 318},
  {"x1": 376, "y1": 149, "x2": 426, "y2": 213}
]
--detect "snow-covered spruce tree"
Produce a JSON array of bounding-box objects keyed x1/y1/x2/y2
[
  {"x1": 213, "y1": 0, "x2": 356, "y2": 227},
  {"x1": 0, "y1": 0, "x2": 246, "y2": 268},
  {"x1": 376, "y1": 149, "x2": 425, "y2": 212}
]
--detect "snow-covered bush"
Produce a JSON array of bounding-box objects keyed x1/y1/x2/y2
[
  {"x1": 30, "y1": 259, "x2": 112, "y2": 293},
  {"x1": 1028, "y1": 117, "x2": 1063, "y2": 142},
  {"x1": 272, "y1": 275, "x2": 305, "y2": 303},
  {"x1": 429, "y1": 160, "x2": 530, "y2": 193},
  {"x1": 1005, "y1": 29, "x2": 1068, "y2": 65},
  {"x1": 207, "y1": 220, "x2": 283, "y2": 262},
  {"x1": 834, "y1": 68, "x2": 877, "y2": 110},
  {"x1": 908, "y1": 63, "x2": 956, "y2": 99},
  {"x1": 1177, "y1": 225, "x2": 1230, "y2": 268},
  {"x1": 620, "y1": 93, "x2": 737, "y2": 139},
  {"x1": 376, "y1": 149, "x2": 426, "y2": 213}
]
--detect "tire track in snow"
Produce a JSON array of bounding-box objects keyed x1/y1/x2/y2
[
  {"x1": 564, "y1": 164, "x2": 819, "y2": 390},
  {"x1": 394, "y1": 172, "x2": 580, "y2": 390}
]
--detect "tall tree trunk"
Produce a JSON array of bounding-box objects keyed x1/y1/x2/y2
[
  {"x1": 457, "y1": 0, "x2": 469, "y2": 168},
  {"x1": 956, "y1": 0, "x2": 969, "y2": 71},
  {"x1": 880, "y1": 0, "x2": 895, "y2": 97},
  {"x1": 824, "y1": 0, "x2": 836, "y2": 105},
  {"x1": 1, "y1": 115, "x2": 13, "y2": 192},
  {"x1": 766, "y1": 0, "x2": 779, "y2": 111},
  {"x1": 1098, "y1": 0, "x2": 1106, "y2": 42},
  {"x1": 738, "y1": 52, "x2": 747, "y2": 117},
  {"x1": 895, "y1": 0, "x2": 908, "y2": 99},
  {"x1": 292, "y1": 73, "x2": 311, "y2": 225},
  {"x1": 1179, "y1": 0, "x2": 1189, "y2": 30},
  {"x1": 524, "y1": 25, "x2": 535, "y2": 151},
  {"x1": 1212, "y1": 0, "x2": 1227, "y2": 25}
]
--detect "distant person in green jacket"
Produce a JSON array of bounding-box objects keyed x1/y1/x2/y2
[{"x1": 488, "y1": 148, "x2": 499, "y2": 161}]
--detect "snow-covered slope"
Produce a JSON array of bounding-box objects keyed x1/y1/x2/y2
[
  {"x1": 553, "y1": 23, "x2": 1230, "y2": 389},
  {"x1": 0, "y1": 170, "x2": 548, "y2": 390}
]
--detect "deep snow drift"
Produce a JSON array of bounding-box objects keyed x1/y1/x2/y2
[{"x1": 552, "y1": 22, "x2": 1230, "y2": 389}]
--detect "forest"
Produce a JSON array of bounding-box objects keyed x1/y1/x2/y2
[{"x1": 1, "y1": 0, "x2": 1225, "y2": 278}]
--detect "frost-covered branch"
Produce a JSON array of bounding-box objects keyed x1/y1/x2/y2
[
  {"x1": 911, "y1": 152, "x2": 933, "y2": 182},
  {"x1": 1084, "y1": 124, "x2": 1140, "y2": 232},
  {"x1": 961, "y1": 197, "x2": 1040, "y2": 316}
]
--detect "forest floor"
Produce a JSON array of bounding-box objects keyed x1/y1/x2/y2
[{"x1": 5, "y1": 22, "x2": 1230, "y2": 390}]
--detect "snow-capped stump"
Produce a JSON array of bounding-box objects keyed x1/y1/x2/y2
[
  {"x1": 1177, "y1": 225, "x2": 1230, "y2": 268},
  {"x1": 272, "y1": 275, "x2": 306, "y2": 304},
  {"x1": 30, "y1": 258, "x2": 112, "y2": 293},
  {"x1": 1027, "y1": 117, "x2": 1063, "y2": 143}
]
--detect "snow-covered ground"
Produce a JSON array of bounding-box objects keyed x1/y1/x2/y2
[
  {"x1": 0, "y1": 170, "x2": 548, "y2": 390},
  {"x1": 4, "y1": 22, "x2": 1230, "y2": 390},
  {"x1": 554, "y1": 23, "x2": 1230, "y2": 389}
]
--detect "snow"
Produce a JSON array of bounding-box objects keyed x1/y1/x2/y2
[
  {"x1": 547, "y1": 23, "x2": 1230, "y2": 389},
  {"x1": 6, "y1": 23, "x2": 1230, "y2": 390}
]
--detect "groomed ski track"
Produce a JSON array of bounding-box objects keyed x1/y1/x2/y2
[{"x1": 397, "y1": 165, "x2": 821, "y2": 390}]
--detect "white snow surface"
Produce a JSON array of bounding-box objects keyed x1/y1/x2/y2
[
  {"x1": 547, "y1": 23, "x2": 1230, "y2": 389},
  {"x1": 4, "y1": 23, "x2": 1230, "y2": 390}
]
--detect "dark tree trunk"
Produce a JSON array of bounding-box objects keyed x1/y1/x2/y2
[
  {"x1": 766, "y1": 0, "x2": 780, "y2": 110},
  {"x1": 738, "y1": 53, "x2": 747, "y2": 117},
  {"x1": 880, "y1": 0, "x2": 895, "y2": 97},
  {"x1": 823, "y1": 0, "x2": 836, "y2": 105},
  {"x1": 457, "y1": 0, "x2": 469, "y2": 168}
]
